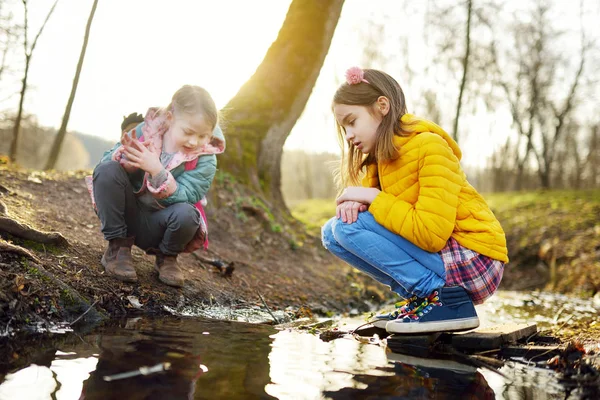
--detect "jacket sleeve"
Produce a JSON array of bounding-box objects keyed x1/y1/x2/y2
[
  {"x1": 99, "y1": 123, "x2": 145, "y2": 164},
  {"x1": 157, "y1": 155, "x2": 217, "y2": 206},
  {"x1": 100, "y1": 141, "x2": 122, "y2": 164},
  {"x1": 368, "y1": 134, "x2": 463, "y2": 252}
]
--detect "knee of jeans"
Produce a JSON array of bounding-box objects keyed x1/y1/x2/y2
[
  {"x1": 93, "y1": 161, "x2": 123, "y2": 182},
  {"x1": 321, "y1": 217, "x2": 337, "y2": 249},
  {"x1": 330, "y1": 217, "x2": 359, "y2": 247},
  {"x1": 169, "y1": 203, "x2": 200, "y2": 230}
]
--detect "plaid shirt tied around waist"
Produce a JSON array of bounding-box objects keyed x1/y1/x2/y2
[{"x1": 439, "y1": 237, "x2": 504, "y2": 304}]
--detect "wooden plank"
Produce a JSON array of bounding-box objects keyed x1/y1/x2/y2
[
  {"x1": 451, "y1": 323, "x2": 537, "y2": 351},
  {"x1": 386, "y1": 333, "x2": 441, "y2": 357}
]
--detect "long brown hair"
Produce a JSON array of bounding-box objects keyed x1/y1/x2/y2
[{"x1": 333, "y1": 69, "x2": 411, "y2": 187}]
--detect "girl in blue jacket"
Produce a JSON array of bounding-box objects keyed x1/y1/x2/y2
[{"x1": 87, "y1": 85, "x2": 225, "y2": 287}]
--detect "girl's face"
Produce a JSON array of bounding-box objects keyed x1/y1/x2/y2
[
  {"x1": 334, "y1": 103, "x2": 383, "y2": 154},
  {"x1": 166, "y1": 111, "x2": 212, "y2": 153}
]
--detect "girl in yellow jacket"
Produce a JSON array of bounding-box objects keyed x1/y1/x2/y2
[{"x1": 321, "y1": 67, "x2": 508, "y2": 334}]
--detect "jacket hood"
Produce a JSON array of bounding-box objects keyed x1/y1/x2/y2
[{"x1": 400, "y1": 113, "x2": 462, "y2": 160}]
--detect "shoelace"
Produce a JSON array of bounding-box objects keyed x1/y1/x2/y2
[
  {"x1": 403, "y1": 290, "x2": 442, "y2": 319},
  {"x1": 387, "y1": 295, "x2": 420, "y2": 319}
]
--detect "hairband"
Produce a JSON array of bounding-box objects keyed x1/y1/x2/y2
[{"x1": 345, "y1": 66, "x2": 369, "y2": 85}]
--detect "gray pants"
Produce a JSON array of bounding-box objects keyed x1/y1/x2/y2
[{"x1": 93, "y1": 161, "x2": 200, "y2": 255}]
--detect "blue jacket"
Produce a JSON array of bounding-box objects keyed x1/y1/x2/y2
[{"x1": 99, "y1": 108, "x2": 225, "y2": 208}]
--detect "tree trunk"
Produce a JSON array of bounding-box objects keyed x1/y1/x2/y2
[
  {"x1": 8, "y1": 57, "x2": 30, "y2": 162},
  {"x1": 8, "y1": 0, "x2": 59, "y2": 163},
  {"x1": 219, "y1": 0, "x2": 345, "y2": 210},
  {"x1": 452, "y1": 0, "x2": 472, "y2": 142},
  {"x1": 45, "y1": 0, "x2": 98, "y2": 170},
  {"x1": 539, "y1": 165, "x2": 551, "y2": 189}
]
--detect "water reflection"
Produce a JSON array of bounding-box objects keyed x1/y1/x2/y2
[
  {"x1": 326, "y1": 352, "x2": 495, "y2": 400},
  {"x1": 266, "y1": 329, "x2": 392, "y2": 399},
  {"x1": 0, "y1": 317, "x2": 277, "y2": 400},
  {"x1": 80, "y1": 318, "x2": 277, "y2": 400},
  {"x1": 0, "y1": 291, "x2": 596, "y2": 399}
]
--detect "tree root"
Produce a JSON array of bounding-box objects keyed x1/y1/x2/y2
[
  {"x1": 0, "y1": 239, "x2": 41, "y2": 263},
  {"x1": 0, "y1": 216, "x2": 69, "y2": 247}
]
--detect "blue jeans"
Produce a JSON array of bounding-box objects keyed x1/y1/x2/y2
[{"x1": 321, "y1": 212, "x2": 446, "y2": 298}]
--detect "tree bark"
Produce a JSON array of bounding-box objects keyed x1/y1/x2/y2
[
  {"x1": 452, "y1": 0, "x2": 472, "y2": 142},
  {"x1": 219, "y1": 0, "x2": 345, "y2": 210},
  {"x1": 45, "y1": 0, "x2": 98, "y2": 170}
]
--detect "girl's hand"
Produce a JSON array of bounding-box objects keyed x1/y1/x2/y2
[
  {"x1": 123, "y1": 138, "x2": 163, "y2": 176},
  {"x1": 336, "y1": 187, "x2": 380, "y2": 205},
  {"x1": 336, "y1": 201, "x2": 368, "y2": 224},
  {"x1": 119, "y1": 157, "x2": 138, "y2": 173}
]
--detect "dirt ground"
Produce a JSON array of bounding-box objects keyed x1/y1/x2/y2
[{"x1": 0, "y1": 166, "x2": 385, "y2": 332}]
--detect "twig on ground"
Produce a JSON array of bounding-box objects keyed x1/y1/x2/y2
[
  {"x1": 69, "y1": 300, "x2": 99, "y2": 326},
  {"x1": 555, "y1": 315, "x2": 574, "y2": 332},
  {"x1": 257, "y1": 291, "x2": 279, "y2": 324},
  {"x1": 192, "y1": 252, "x2": 234, "y2": 277},
  {"x1": 442, "y1": 346, "x2": 510, "y2": 378},
  {"x1": 350, "y1": 320, "x2": 377, "y2": 334},
  {"x1": 4, "y1": 315, "x2": 14, "y2": 336}
]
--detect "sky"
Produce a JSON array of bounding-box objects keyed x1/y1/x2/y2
[{"x1": 1, "y1": 0, "x2": 598, "y2": 169}]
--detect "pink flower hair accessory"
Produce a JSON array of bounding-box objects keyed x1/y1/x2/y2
[{"x1": 345, "y1": 66, "x2": 369, "y2": 85}]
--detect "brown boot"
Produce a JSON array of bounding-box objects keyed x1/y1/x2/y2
[
  {"x1": 155, "y1": 253, "x2": 184, "y2": 287},
  {"x1": 101, "y1": 237, "x2": 137, "y2": 282}
]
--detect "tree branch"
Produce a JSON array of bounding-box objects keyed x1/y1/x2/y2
[
  {"x1": 28, "y1": 0, "x2": 59, "y2": 56},
  {"x1": 452, "y1": 0, "x2": 472, "y2": 142}
]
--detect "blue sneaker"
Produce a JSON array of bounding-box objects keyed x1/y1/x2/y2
[
  {"x1": 385, "y1": 286, "x2": 479, "y2": 334},
  {"x1": 371, "y1": 295, "x2": 420, "y2": 329}
]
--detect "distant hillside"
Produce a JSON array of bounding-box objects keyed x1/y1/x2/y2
[
  {"x1": 73, "y1": 132, "x2": 115, "y2": 168},
  {"x1": 0, "y1": 124, "x2": 90, "y2": 170}
]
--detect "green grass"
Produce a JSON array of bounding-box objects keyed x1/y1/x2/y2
[
  {"x1": 486, "y1": 189, "x2": 600, "y2": 243},
  {"x1": 290, "y1": 198, "x2": 336, "y2": 233},
  {"x1": 485, "y1": 189, "x2": 600, "y2": 212}
]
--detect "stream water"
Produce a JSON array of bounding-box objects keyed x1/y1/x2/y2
[{"x1": 0, "y1": 290, "x2": 598, "y2": 399}]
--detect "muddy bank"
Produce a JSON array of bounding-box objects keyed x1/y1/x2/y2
[{"x1": 0, "y1": 166, "x2": 387, "y2": 334}]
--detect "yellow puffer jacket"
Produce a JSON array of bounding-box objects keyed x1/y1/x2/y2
[{"x1": 363, "y1": 114, "x2": 508, "y2": 263}]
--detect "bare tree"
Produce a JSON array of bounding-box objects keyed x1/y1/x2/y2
[
  {"x1": 451, "y1": 0, "x2": 472, "y2": 142},
  {"x1": 426, "y1": 0, "x2": 500, "y2": 140},
  {"x1": 45, "y1": 0, "x2": 97, "y2": 170},
  {"x1": 219, "y1": 0, "x2": 345, "y2": 211},
  {"x1": 584, "y1": 124, "x2": 599, "y2": 188},
  {"x1": 0, "y1": 0, "x2": 18, "y2": 84},
  {"x1": 485, "y1": 2, "x2": 589, "y2": 190},
  {"x1": 7, "y1": 0, "x2": 58, "y2": 162},
  {"x1": 533, "y1": 4, "x2": 587, "y2": 189}
]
